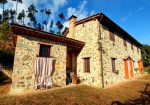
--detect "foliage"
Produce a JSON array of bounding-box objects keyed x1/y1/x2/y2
[
  {"x1": 3, "y1": 9, "x2": 9, "y2": 21},
  {"x1": 27, "y1": 4, "x2": 38, "y2": 28},
  {"x1": 12, "y1": 0, "x2": 23, "y2": 22},
  {"x1": 141, "y1": 45, "x2": 150, "y2": 67},
  {"x1": 0, "y1": 21, "x2": 14, "y2": 51},
  {"x1": 0, "y1": 21, "x2": 13, "y2": 42},
  {"x1": 17, "y1": 9, "x2": 25, "y2": 25},
  {"x1": 0, "y1": 1, "x2": 66, "y2": 35},
  {"x1": 145, "y1": 67, "x2": 150, "y2": 74},
  {"x1": 0, "y1": 0, "x2": 8, "y2": 12},
  {"x1": 9, "y1": 9, "x2": 16, "y2": 23}
]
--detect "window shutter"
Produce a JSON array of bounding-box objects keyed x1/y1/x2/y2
[
  {"x1": 109, "y1": 28, "x2": 115, "y2": 42},
  {"x1": 84, "y1": 58, "x2": 90, "y2": 73}
]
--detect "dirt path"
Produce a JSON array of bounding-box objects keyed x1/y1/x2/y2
[{"x1": 0, "y1": 74, "x2": 149, "y2": 105}]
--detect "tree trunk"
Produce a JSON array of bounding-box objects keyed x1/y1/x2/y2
[
  {"x1": 15, "y1": 1, "x2": 18, "y2": 23},
  {"x1": 23, "y1": 18, "x2": 24, "y2": 25}
]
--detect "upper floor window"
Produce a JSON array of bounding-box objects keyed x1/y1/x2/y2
[
  {"x1": 84, "y1": 57, "x2": 90, "y2": 73},
  {"x1": 131, "y1": 44, "x2": 134, "y2": 51},
  {"x1": 137, "y1": 47, "x2": 139, "y2": 53},
  {"x1": 123, "y1": 38, "x2": 127, "y2": 47},
  {"x1": 109, "y1": 28, "x2": 115, "y2": 42},
  {"x1": 39, "y1": 44, "x2": 51, "y2": 57}
]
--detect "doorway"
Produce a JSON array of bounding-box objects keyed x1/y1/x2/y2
[
  {"x1": 66, "y1": 47, "x2": 78, "y2": 85},
  {"x1": 124, "y1": 57, "x2": 134, "y2": 79}
]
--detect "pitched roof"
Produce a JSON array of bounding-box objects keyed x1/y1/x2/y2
[
  {"x1": 11, "y1": 24, "x2": 85, "y2": 50},
  {"x1": 75, "y1": 12, "x2": 142, "y2": 47}
]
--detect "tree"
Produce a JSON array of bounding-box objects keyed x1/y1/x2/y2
[
  {"x1": 0, "y1": 0, "x2": 8, "y2": 20},
  {"x1": 27, "y1": 4, "x2": 38, "y2": 14},
  {"x1": 37, "y1": 23, "x2": 41, "y2": 30},
  {"x1": 3, "y1": 9, "x2": 9, "y2": 21},
  {"x1": 49, "y1": 20, "x2": 54, "y2": 32},
  {"x1": 12, "y1": 0, "x2": 23, "y2": 23},
  {"x1": 141, "y1": 45, "x2": 150, "y2": 67},
  {"x1": 56, "y1": 13, "x2": 66, "y2": 35},
  {"x1": 56, "y1": 21, "x2": 64, "y2": 35},
  {"x1": 58, "y1": 13, "x2": 65, "y2": 20},
  {"x1": 17, "y1": 12, "x2": 22, "y2": 24},
  {"x1": 9, "y1": 9, "x2": 16, "y2": 23},
  {"x1": 45, "y1": 9, "x2": 51, "y2": 31},
  {"x1": 40, "y1": 9, "x2": 44, "y2": 26},
  {"x1": 0, "y1": 21, "x2": 14, "y2": 51},
  {"x1": 0, "y1": 14, "x2": 2, "y2": 23},
  {"x1": 20, "y1": 9, "x2": 25, "y2": 25},
  {"x1": 43, "y1": 20, "x2": 47, "y2": 31},
  {"x1": 27, "y1": 4, "x2": 38, "y2": 28}
]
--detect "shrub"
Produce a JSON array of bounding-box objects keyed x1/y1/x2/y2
[{"x1": 145, "y1": 66, "x2": 150, "y2": 74}]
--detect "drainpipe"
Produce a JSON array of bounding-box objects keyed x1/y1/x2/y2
[{"x1": 98, "y1": 14, "x2": 104, "y2": 88}]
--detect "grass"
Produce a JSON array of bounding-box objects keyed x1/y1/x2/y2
[{"x1": 0, "y1": 74, "x2": 150, "y2": 105}]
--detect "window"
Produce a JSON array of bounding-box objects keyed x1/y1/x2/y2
[
  {"x1": 137, "y1": 47, "x2": 139, "y2": 53},
  {"x1": 39, "y1": 44, "x2": 51, "y2": 57},
  {"x1": 84, "y1": 57, "x2": 90, "y2": 73},
  {"x1": 111, "y1": 58, "x2": 117, "y2": 73},
  {"x1": 123, "y1": 38, "x2": 127, "y2": 47},
  {"x1": 131, "y1": 44, "x2": 134, "y2": 51},
  {"x1": 109, "y1": 28, "x2": 115, "y2": 42}
]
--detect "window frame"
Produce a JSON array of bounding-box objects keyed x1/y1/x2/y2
[{"x1": 83, "y1": 57, "x2": 90, "y2": 73}]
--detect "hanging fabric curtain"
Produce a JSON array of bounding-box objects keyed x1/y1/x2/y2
[{"x1": 35, "y1": 57, "x2": 53, "y2": 89}]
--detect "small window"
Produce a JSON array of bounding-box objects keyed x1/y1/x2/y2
[
  {"x1": 39, "y1": 44, "x2": 51, "y2": 57},
  {"x1": 137, "y1": 47, "x2": 139, "y2": 53},
  {"x1": 109, "y1": 28, "x2": 115, "y2": 42},
  {"x1": 131, "y1": 44, "x2": 134, "y2": 51},
  {"x1": 123, "y1": 38, "x2": 127, "y2": 47},
  {"x1": 111, "y1": 58, "x2": 117, "y2": 73},
  {"x1": 84, "y1": 57, "x2": 90, "y2": 73}
]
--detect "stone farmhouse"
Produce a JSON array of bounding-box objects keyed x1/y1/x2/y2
[{"x1": 10, "y1": 12, "x2": 144, "y2": 94}]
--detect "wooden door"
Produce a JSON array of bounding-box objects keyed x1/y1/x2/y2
[
  {"x1": 138, "y1": 60, "x2": 144, "y2": 74},
  {"x1": 124, "y1": 57, "x2": 134, "y2": 79}
]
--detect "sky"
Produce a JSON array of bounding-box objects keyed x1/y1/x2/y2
[{"x1": 0, "y1": 0, "x2": 150, "y2": 45}]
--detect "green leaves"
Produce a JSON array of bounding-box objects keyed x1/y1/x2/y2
[
  {"x1": 141, "y1": 45, "x2": 150, "y2": 67},
  {"x1": 0, "y1": 21, "x2": 13, "y2": 42}
]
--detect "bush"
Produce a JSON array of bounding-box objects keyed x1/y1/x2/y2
[
  {"x1": 145, "y1": 66, "x2": 150, "y2": 74},
  {"x1": 0, "y1": 49, "x2": 14, "y2": 68}
]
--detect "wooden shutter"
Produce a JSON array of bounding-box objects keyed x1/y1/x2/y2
[
  {"x1": 109, "y1": 28, "x2": 115, "y2": 42},
  {"x1": 84, "y1": 58, "x2": 90, "y2": 73},
  {"x1": 111, "y1": 58, "x2": 116, "y2": 72},
  {"x1": 123, "y1": 38, "x2": 127, "y2": 47},
  {"x1": 131, "y1": 44, "x2": 134, "y2": 51}
]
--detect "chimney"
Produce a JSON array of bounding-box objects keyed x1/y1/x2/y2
[{"x1": 68, "y1": 15, "x2": 77, "y2": 39}]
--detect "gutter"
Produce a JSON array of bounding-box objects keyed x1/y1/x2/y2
[{"x1": 98, "y1": 14, "x2": 105, "y2": 88}]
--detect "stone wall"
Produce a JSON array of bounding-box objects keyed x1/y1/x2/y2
[
  {"x1": 74, "y1": 19, "x2": 102, "y2": 87},
  {"x1": 11, "y1": 35, "x2": 66, "y2": 94},
  {"x1": 100, "y1": 24, "x2": 142, "y2": 87}
]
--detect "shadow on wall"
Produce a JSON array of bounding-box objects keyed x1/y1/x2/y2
[
  {"x1": 0, "y1": 71, "x2": 12, "y2": 85},
  {"x1": 111, "y1": 83, "x2": 150, "y2": 105},
  {"x1": 0, "y1": 49, "x2": 14, "y2": 69}
]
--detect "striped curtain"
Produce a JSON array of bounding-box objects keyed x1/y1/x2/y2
[{"x1": 35, "y1": 57, "x2": 53, "y2": 89}]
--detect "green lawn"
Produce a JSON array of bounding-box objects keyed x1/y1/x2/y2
[{"x1": 0, "y1": 74, "x2": 150, "y2": 105}]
